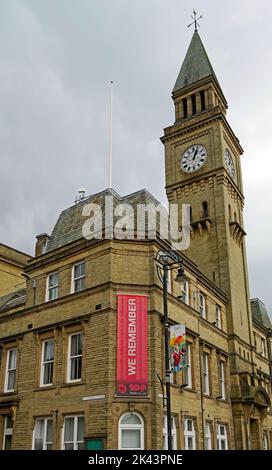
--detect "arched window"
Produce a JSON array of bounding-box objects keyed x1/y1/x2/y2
[
  {"x1": 202, "y1": 201, "x2": 208, "y2": 218},
  {"x1": 118, "y1": 412, "x2": 144, "y2": 450}
]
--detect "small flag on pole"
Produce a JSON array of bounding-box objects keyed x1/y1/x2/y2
[{"x1": 169, "y1": 324, "x2": 186, "y2": 372}]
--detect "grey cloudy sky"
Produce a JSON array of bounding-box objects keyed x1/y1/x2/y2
[{"x1": 0, "y1": 0, "x2": 271, "y2": 313}]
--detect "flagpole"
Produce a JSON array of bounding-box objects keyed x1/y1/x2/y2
[{"x1": 108, "y1": 80, "x2": 113, "y2": 189}]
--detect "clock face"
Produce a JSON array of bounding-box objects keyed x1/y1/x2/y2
[
  {"x1": 224, "y1": 149, "x2": 235, "y2": 178},
  {"x1": 181, "y1": 144, "x2": 207, "y2": 173}
]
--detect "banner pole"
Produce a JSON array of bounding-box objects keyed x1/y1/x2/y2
[{"x1": 163, "y1": 264, "x2": 172, "y2": 451}]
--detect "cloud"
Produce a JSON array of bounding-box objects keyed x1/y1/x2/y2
[{"x1": 0, "y1": 0, "x2": 271, "y2": 315}]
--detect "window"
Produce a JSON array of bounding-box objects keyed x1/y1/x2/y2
[
  {"x1": 182, "y1": 97, "x2": 188, "y2": 118},
  {"x1": 217, "y1": 424, "x2": 228, "y2": 450},
  {"x1": 202, "y1": 201, "x2": 209, "y2": 218},
  {"x1": 72, "y1": 262, "x2": 86, "y2": 293},
  {"x1": 261, "y1": 338, "x2": 266, "y2": 357},
  {"x1": 3, "y1": 415, "x2": 13, "y2": 450},
  {"x1": 216, "y1": 305, "x2": 222, "y2": 329},
  {"x1": 4, "y1": 349, "x2": 17, "y2": 392},
  {"x1": 119, "y1": 412, "x2": 144, "y2": 450},
  {"x1": 228, "y1": 205, "x2": 232, "y2": 220},
  {"x1": 63, "y1": 416, "x2": 84, "y2": 450},
  {"x1": 184, "y1": 419, "x2": 196, "y2": 450},
  {"x1": 40, "y1": 339, "x2": 54, "y2": 386},
  {"x1": 263, "y1": 431, "x2": 269, "y2": 450},
  {"x1": 199, "y1": 293, "x2": 206, "y2": 319},
  {"x1": 181, "y1": 280, "x2": 189, "y2": 305},
  {"x1": 46, "y1": 273, "x2": 59, "y2": 301},
  {"x1": 200, "y1": 90, "x2": 206, "y2": 111},
  {"x1": 202, "y1": 353, "x2": 209, "y2": 395},
  {"x1": 183, "y1": 343, "x2": 192, "y2": 388},
  {"x1": 67, "y1": 333, "x2": 83, "y2": 382},
  {"x1": 190, "y1": 206, "x2": 193, "y2": 222},
  {"x1": 253, "y1": 333, "x2": 256, "y2": 348},
  {"x1": 205, "y1": 422, "x2": 212, "y2": 450},
  {"x1": 191, "y1": 94, "x2": 196, "y2": 115},
  {"x1": 219, "y1": 361, "x2": 226, "y2": 400},
  {"x1": 163, "y1": 415, "x2": 177, "y2": 450},
  {"x1": 33, "y1": 418, "x2": 53, "y2": 450}
]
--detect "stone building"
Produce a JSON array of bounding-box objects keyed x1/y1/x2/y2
[
  {"x1": 0, "y1": 243, "x2": 31, "y2": 297},
  {"x1": 0, "y1": 30, "x2": 271, "y2": 451}
]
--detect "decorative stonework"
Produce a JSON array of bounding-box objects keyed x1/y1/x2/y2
[{"x1": 229, "y1": 221, "x2": 246, "y2": 245}]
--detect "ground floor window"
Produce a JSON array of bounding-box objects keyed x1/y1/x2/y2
[
  {"x1": 205, "y1": 421, "x2": 212, "y2": 450},
  {"x1": 3, "y1": 415, "x2": 13, "y2": 450},
  {"x1": 118, "y1": 412, "x2": 144, "y2": 450},
  {"x1": 163, "y1": 415, "x2": 177, "y2": 450},
  {"x1": 33, "y1": 417, "x2": 53, "y2": 450},
  {"x1": 217, "y1": 424, "x2": 228, "y2": 450},
  {"x1": 63, "y1": 416, "x2": 85, "y2": 450},
  {"x1": 184, "y1": 418, "x2": 196, "y2": 450},
  {"x1": 263, "y1": 431, "x2": 269, "y2": 450}
]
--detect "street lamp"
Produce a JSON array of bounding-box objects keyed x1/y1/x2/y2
[{"x1": 155, "y1": 250, "x2": 185, "y2": 451}]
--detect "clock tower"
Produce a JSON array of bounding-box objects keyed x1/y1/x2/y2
[{"x1": 161, "y1": 30, "x2": 254, "y2": 369}]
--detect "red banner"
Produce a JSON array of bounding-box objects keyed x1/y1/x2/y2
[{"x1": 117, "y1": 294, "x2": 148, "y2": 396}]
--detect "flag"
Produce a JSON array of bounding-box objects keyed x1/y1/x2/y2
[{"x1": 169, "y1": 324, "x2": 186, "y2": 372}]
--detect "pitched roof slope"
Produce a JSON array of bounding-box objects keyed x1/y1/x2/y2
[{"x1": 173, "y1": 31, "x2": 221, "y2": 93}]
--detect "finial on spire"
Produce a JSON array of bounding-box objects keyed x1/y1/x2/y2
[{"x1": 188, "y1": 9, "x2": 203, "y2": 32}]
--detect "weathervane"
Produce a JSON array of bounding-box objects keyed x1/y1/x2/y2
[{"x1": 188, "y1": 9, "x2": 203, "y2": 32}]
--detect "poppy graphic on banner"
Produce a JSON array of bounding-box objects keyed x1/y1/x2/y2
[{"x1": 170, "y1": 324, "x2": 186, "y2": 372}]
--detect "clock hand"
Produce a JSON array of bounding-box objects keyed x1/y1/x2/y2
[{"x1": 193, "y1": 145, "x2": 198, "y2": 160}]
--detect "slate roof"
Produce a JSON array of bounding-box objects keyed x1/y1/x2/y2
[
  {"x1": 173, "y1": 31, "x2": 224, "y2": 96},
  {"x1": 45, "y1": 188, "x2": 166, "y2": 253},
  {"x1": 251, "y1": 298, "x2": 272, "y2": 330}
]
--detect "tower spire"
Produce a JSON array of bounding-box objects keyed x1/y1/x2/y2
[{"x1": 172, "y1": 28, "x2": 227, "y2": 111}]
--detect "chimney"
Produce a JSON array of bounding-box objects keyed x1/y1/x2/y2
[{"x1": 35, "y1": 233, "x2": 50, "y2": 257}]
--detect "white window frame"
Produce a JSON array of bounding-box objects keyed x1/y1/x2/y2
[
  {"x1": 182, "y1": 280, "x2": 189, "y2": 305},
  {"x1": 3, "y1": 415, "x2": 13, "y2": 450},
  {"x1": 40, "y1": 339, "x2": 54, "y2": 387},
  {"x1": 202, "y1": 353, "x2": 209, "y2": 395},
  {"x1": 163, "y1": 415, "x2": 177, "y2": 450},
  {"x1": 215, "y1": 304, "x2": 222, "y2": 329},
  {"x1": 62, "y1": 415, "x2": 85, "y2": 450},
  {"x1": 46, "y1": 272, "x2": 59, "y2": 302},
  {"x1": 32, "y1": 417, "x2": 53, "y2": 450},
  {"x1": 199, "y1": 293, "x2": 206, "y2": 319},
  {"x1": 4, "y1": 348, "x2": 17, "y2": 393},
  {"x1": 219, "y1": 361, "x2": 226, "y2": 400},
  {"x1": 71, "y1": 262, "x2": 86, "y2": 294},
  {"x1": 184, "y1": 418, "x2": 196, "y2": 450},
  {"x1": 183, "y1": 343, "x2": 192, "y2": 389},
  {"x1": 118, "y1": 412, "x2": 144, "y2": 450},
  {"x1": 67, "y1": 333, "x2": 83, "y2": 383},
  {"x1": 217, "y1": 424, "x2": 228, "y2": 450},
  {"x1": 205, "y1": 421, "x2": 212, "y2": 450}
]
